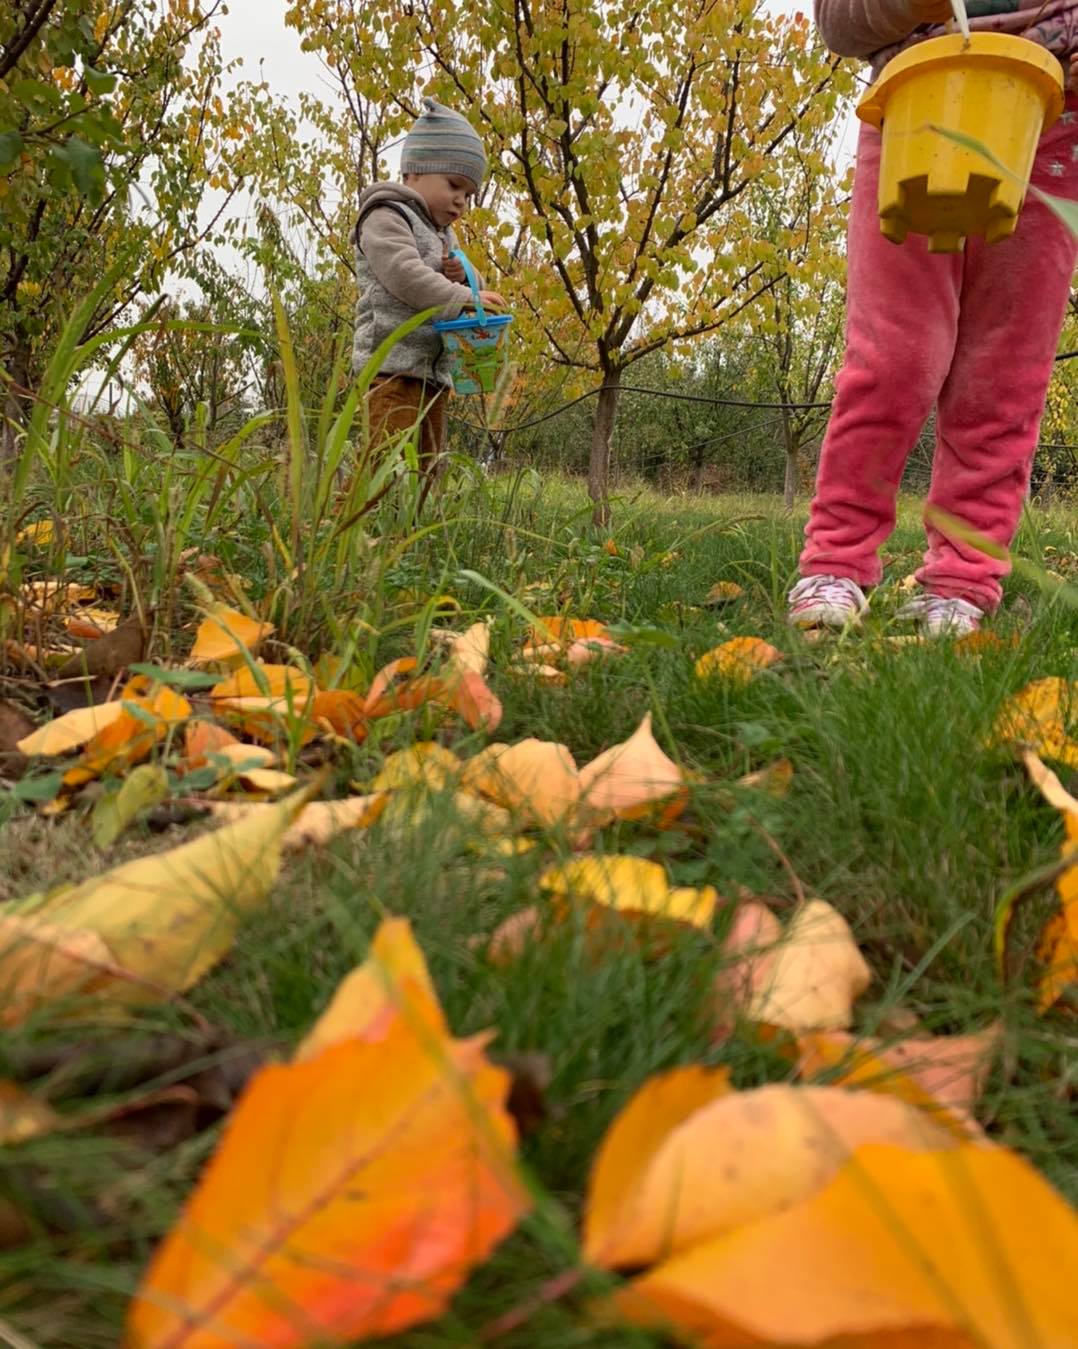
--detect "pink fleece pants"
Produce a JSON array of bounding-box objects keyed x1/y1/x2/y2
[{"x1": 800, "y1": 100, "x2": 1078, "y2": 611}]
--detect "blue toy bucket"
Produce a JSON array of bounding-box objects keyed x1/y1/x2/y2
[{"x1": 432, "y1": 250, "x2": 513, "y2": 395}]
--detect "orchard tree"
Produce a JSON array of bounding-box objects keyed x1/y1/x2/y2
[
  {"x1": 0, "y1": 0, "x2": 258, "y2": 460},
  {"x1": 283, "y1": 0, "x2": 855, "y2": 518}
]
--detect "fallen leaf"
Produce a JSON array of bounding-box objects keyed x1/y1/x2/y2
[
  {"x1": 703, "y1": 581, "x2": 744, "y2": 605},
  {"x1": 484, "y1": 905, "x2": 543, "y2": 964},
  {"x1": 188, "y1": 605, "x2": 274, "y2": 667},
  {"x1": 210, "y1": 662, "x2": 315, "y2": 707},
  {"x1": 52, "y1": 613, "x2": 146, "y2": 682},
  {"x1": 310, "y1": 688, "x2": 368, "y2": 740},
  {"x1": 126, "y1": 918, "x2": 528, "y2": 1349},
  {"x1": 532, "y1": 616, "x2": 610, "y2": 645},
  {"x1": 715, "y1": 899, "x2": 871, "y2": 1035},
  {"x1": 2, "y1": 791, "x2": 306, "y2": 1022},
  {"x1": 91, "y1": 764, "x2": 170, "y2": 848},
  {"x1": 15, "y1": 519, "x2": 54, "y2": 546},
  {"x1": 577, "y1": 712, "x2": 686, "y2": 825},
  {"x1": 21, "y1": 580, "x2": 96, "y2": 611},
  {"x1": 181, "y1": 720, "x2": 241, "y2": 770},
  {"x1": 695, "y1": 636, "x2": 782, "y2": 684},
  {"x1": 508, "y1": 661, "x2": 568, "y2": 684},
  {"x1": 370, "y1": 743, "x2": 463, "y2": 792},
  {"x1": 204, "y1": 795, "x2": 387, "y2": 850},
  {"x1": 0, "y1": 1080, "x2": 62, "y2": 1144},
  {"x1": 566, "y1": 636, "x2": 628, "y2": 667},
  {"x1": 65, "y1": 606, "x2": 120, "y2": 639},
  {"x1": 463, "y1": 739, "x2": 581, "y2": 828},
  {"x1": 17, "y1": 701, "x2": 126, "y2": 757},
  {"x1": 445, "y1": 620, "x2": 491, "y2": 676},
  {"x1": 613, "y1": 1142, "x2": 1078, "y2": 1348},
  {"x1": 796, "y1": 1026, "x2": 1001, "y2": 1139},
  {"x1": 992, "y1": 676, "x2": 1078, "y2": 768},
  {"x1": 585, "y1": 1073, "x2": 954, "y2": 1271},
  {"x1": 1023, "y1": 746, "x2": 1078, "y2": 815},
  {"x1": 711, "y1": 900, "x2": 784, "y2": 1041},
  {"x1": 541, "y1": 855, "x2": 717, "y2": 933},
  {"x1": 1038, "y1": 810, "x2": 1078, "y2": 1011},
  {"x1": 62, "y1": 679, "x2": 191, "y2": 789},
  {"x1": 731, "y1": 758, "x2": 794, "y2": 798}
]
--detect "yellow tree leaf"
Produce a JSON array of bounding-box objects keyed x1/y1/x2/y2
[
  {"x1": 704, "y1": 582, "x2": 744, "y2": 605},
  {"x1": 695, "y1": 636, "x2": 782, "y2": 684},
  {"x1": 586, "y1": 1077, "x2": 954, "y2": 1272},
  {"x1": 577, "y1": 712, "x2": 686, "y2": 824},
  {"x1": 205, "y1": 795, "x2": 388, "y2": 850},
  {"x1": 126, "y1": 922, "x2": 529, "y2": 1349},
  {"x1": 16, "y1": 701, "x2": 126, "y2": 757},
  {"x1": 613, "y1": 1143, "x2": 1078, "y2": 1348},
  {"x1": 1039, "y1": 810, "x2": 1078, "y2": 1011},
  {"x1": 9, "y1": 791, "x2": 306, "y2": 1015},
  {"x1": 796, "y1": 1026, "x2": 1001, "y2": 1140},
  {"x1": 188, "y1": 605, "x2": 274, "y2": 667},
  {"x1": 992, "y1": 676, "x2": 1078, "y2": 768},
  {"x1": 210, "y1": 662, "x2": 315, "y2": 706},
  {"x1": 370, "y1": 743, "x2": 463, "y2": 792},
  {"x1": 0, "y1": 912, "x2": 139, "y2": 1028}
]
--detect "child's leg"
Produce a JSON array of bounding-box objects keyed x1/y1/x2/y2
[
  {"x1": 365, "y1": 375, "x2": 425, "y2": 463},
  {"x1": 920, "y1": 104, "x2": 1078, "y2": 611},
  {"x1": 799, "y1": 124, "x2": 963, "y2": 587}
]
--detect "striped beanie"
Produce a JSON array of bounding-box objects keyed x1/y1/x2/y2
[{"x1": 401, "y1": 97, "x2": 487, "y2": 191}]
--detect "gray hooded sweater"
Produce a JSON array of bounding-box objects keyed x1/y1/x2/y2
[{"x1": 352, "y1": 183, "x2": 476, "y2": 387}]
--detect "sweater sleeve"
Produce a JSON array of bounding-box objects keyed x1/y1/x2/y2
[
  {"x1": 814, "y1": 0, "x2": 923, "y2": 56},
  {"x1": 358, "y1": 208, "x2": 474, "y2": 320}
]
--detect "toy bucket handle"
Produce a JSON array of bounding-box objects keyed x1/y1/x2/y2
[{"x1": 450, "y1": 247, "x2": 485, "y2": 324}]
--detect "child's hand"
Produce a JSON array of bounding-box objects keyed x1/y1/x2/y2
[
  {"x1": 476, "y1": 289, "x2": 506, "y2": 309},
  {"x1": 909, "y1": 0, "x2": 955, "y2": 23},
  {"x1": 442, "y1": 247, "x2": 467, "y2": 284}
]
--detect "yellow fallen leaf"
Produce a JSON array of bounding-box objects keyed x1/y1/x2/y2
[
  {"x1": 15, "y1": 519, "x2": 54, "y2": 546},
  {"x1": 21, "y1": 580, "x2": 95, "y2": 610},
  {"x1": 234, "y1": 767, "x2": 297, "y2": 795},
  {"x1": 532, "y1": 616, "x2": 610, "y2": 645},
  {"x1": 1023, "y1": 746, "x2": 1078, "y2": 815},
  {"x1": 508, "y1": 661, "x2": 569, "y2": 684},
  {"x1": 797, "y1": 1026, "x2": 1001, "y2": 1140},
  {"x1": 296, "y1": 916, "x2": 446, "y2": 1061},
  {"x1": 740, "y1": 899, "x2": 870, "y2": 1033},
  {"x1": 0, "y1": 1080, "x2": 62, "y2": 1144},
  {"x1": 463, "y1": 739, "x2": 582, "y2": 828},
  {"x1": 695, "y1": 636, "x2": 782, "y2": 684},
  {"x1": 16, "y1": 701, "x2": 126, "y2": 756},
  {"x1": 703, "y1": 581, "x2": 744, "y2": 605},
  {"x1": 370, "y1": 743, "x2": 463, "y2": 792},
  {"x1": 541, "y1": 855, "x2": 717, "y2": 933},
  {"x1": 585, "y1": 1075, "x2": 953, "y2": 1271},
  {"x1": 61, "y1": 680, "x2": 191, "y2": 789},
  {"x1": 188, "y1": 605, "x2": 274, "y2": 667},
  {"x1": 5, "y1": 792, "x2": 306, "y2": 1018},
  {"x1": 205, "y1": 795, "x2": 388, "y2": 850},
  {"x1": 446, "y1": 619, "x2": 491, "y2": 676},
  {"x1": 210, "y1": 662, "x2": 315, "y2": 706},
  {"x1": 732, "y1": 758, "x2": 794, "y2": 798},
  {"x1": 992, "y1": 676, "x2": 1078, "y2": 768},
  {"x1": 126, "y1": 918, "x2": 528, "y2": 1349},
  {"x1": 577, "y1": 713, "x2": 686, "y2": 825},
  {"x1": 65, "y1": 606, "x2": 120, "y2": 637},
  {"x1": 614, "y1": 1142, "x2": 1078, "y2": 1348},
  {"x1": 0, "y1": 912, "x2": 140, "y2": 1027}
]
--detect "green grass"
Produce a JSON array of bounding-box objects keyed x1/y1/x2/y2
[{"x1": 1, "y1": 472, "x2": 1077, "y2": 1347}]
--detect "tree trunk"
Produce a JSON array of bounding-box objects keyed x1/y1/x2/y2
[
  {"x1": 587, "y1": 364, "x2": 621, "y2": 527},
  {"x1": 781, "y1": 407, "x2": 798, "y2": 512},
  {"x1": 1, "y1": 336, "x2": 33, "y2": 469}
]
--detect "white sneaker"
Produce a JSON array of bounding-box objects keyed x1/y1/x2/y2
[
  {"x1": 787, "y1": 574, "x2": 869, "y2": 628},
  {"x1": 896, "y1": 593, "x2": 983, "y2": 637}
]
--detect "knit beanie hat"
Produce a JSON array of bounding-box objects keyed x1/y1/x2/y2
[{"x1": 401, "y1": 97, "x2": 487, "y2": 191}]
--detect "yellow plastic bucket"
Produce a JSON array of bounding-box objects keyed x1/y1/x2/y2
[{"x1": 857, "y1": 33, "x2": 1064, "y2": 253}]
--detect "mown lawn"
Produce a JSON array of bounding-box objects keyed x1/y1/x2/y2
[{"x1": 2, "y1": 474, "x2": 1076, "y2": 1347}]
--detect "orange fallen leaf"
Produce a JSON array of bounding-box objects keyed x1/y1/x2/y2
[
  {"x1": 566, "y1": 636, "x2": 628, "y2": 667},
  {"x1": 310, "y1": 688, "x2": 369, "y2": 740},
  {"x1": 531, "y1": 616, "x2": 610, "y2": 645},
  {"x1": 695, "y1": 636, "x2": 782, "y2": 684},
  {"x1": 188, "y1": 605, "x2": 274, "y2": 667},
  {"x1": 65, "y1": 607, "x2": 120, "y2": 639},
  {"x1": 577, "y1": 712, "x2": 686, "y2": 825},
  {"x1": 126, "y1": 919, "x2": 528, "y2": 1349},
  {"x1": 603, "y1": 538, "x2": 619, "y2": 556},
  {"x1": 703, "y1": 581, "x2": 744, "y2": 605},
  {"x1": 712, "y1": 900, "x2": 784, "y2": 1042},
  {"x1": 613, "y1": 1142, "x2": 1078, "y2": 1348},
  {"x1": 62, "y1": 679, "x2": 192, "y2": 789},
  {"x1": 585, "y1": 1074, "x2": 953, "y2": 1272},
  {"x1": 182, "y1": 720, "x2": 241, "y2": 771},
  {"x1": 796, "y1": 1025, "x2": 1001, "y2": 1139},
  {"x1": 731, "y1": 757, "x2": 794, "y2": 799}
]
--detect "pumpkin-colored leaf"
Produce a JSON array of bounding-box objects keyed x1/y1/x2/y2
[
  {"x1": 126, "y1": 921, "x2": 528, "y2": 1349},
  {"x1": 182, "y1": 720, "x2": 241, "y2": 770},
  {"x1": 796, "y1": 1026, "x2": 1001, "y2": 1139},
  {"x1": 613, "y1": 1142, "x2": 1078, "y2": 1349},
  {"x1": 296, "y1": 916, "x2": 446, "y2": 1061},
  {"x1": 189, "y1": 605, "x2": 273, "y2": 667},
  {"x1": 577, "y1": 712, "x2": 686, "y2": 824},
  {"x1": 310, "y1": 688, "x2": 368, "y2": 740},
  {"x1": 586, "y1": 1076, "x2": 953, "y2": 1271},
  {"x1": 62, "y1": 681, "x2": 192, "y2": 788},
  {"x1": 532, "y1": 616, "x2": 609, "y2": 645},
  {"x1": 16, "y1": 701, "x2": 126, "y2": 757},
  {"x1": 695, "y1": 636, "x2": 782, "y2": 684}
]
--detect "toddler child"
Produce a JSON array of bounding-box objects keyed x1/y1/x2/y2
[
  {"x1": 352, "y1": 97, "x2": 504, "y2": 487},
  {"x1": 790, "y1": 0, "x2": 1078, "y2": 634}
]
